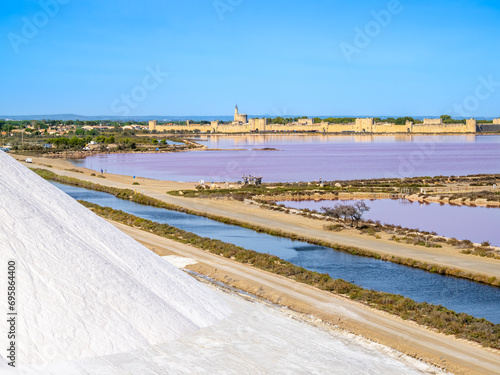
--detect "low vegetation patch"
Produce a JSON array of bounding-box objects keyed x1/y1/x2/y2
[
  {"x1": 265, "y1": 202, "x2": 497, "y2": 254},
  {"x1": 167, "y1": 174, "x2": 500, "y2": 200},
  {"x1": 80, "y1": 201, "x2": 500, "y2": 350},
  {"x1": 32, "y1": 168, "x2": 500, "y2": 287},
  {"x1": 446, "y1": 190, "x2": 500, "y2": 203},
  {"x1": 461, "y1": 247, "x2": 500, "y2": 260},
  {"x1": 64, "y1": 168, "x2": 84, "y2": 173}
]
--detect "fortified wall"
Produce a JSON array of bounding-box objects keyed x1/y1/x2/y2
[
  {"x1": 149, "y1": 120, "x2": 477, "y2": 134},
  {"x1": 148, "y1": 109, "x2": 478, "y2": 134}
]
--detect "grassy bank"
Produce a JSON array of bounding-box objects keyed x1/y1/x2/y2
[
  {"x1": 261, "y1": 201, "x2": 500, "y2": 260},
  {"x1": 80, "y1": 201, "x2": 500, "y2": 349},
  {"x1": 167, "y1": 174, "x2": 500, "y2": 200},
  {"x1": 32, "y1": 168, "x2": 500, "y2": 287}
]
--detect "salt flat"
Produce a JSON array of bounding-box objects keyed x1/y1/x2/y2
[
  {"x1": 0, "y1": 151, "x2": 231, "y2": 365},
  {"x1": 8, "y1": 283, "x2": 444, "y2": 375}
]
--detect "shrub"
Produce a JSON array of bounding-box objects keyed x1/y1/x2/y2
[{"x1": 324, "y1": 224, "x2": 343, "y2": 232}]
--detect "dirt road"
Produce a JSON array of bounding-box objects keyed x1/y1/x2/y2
[
  {"x1": 14, "y1": 153, "x2": 500, "y2": 280},
  {"x1": 112, "y1": 220, "x2": 500, "y2": 375}
]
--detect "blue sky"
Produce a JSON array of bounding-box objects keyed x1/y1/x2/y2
[{"x1": 1, "y1": 0, "x2": 500, "y2": 117}]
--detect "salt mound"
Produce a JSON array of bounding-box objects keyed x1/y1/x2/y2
[{"x1": 0, "y1": 152, "x2": 231, "y2": 365}]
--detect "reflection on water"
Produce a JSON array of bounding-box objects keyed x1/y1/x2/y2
[
  {"x1": 51, "y1": 181, "x2": 500, "y2": 323},
  {"x1": 70, "y1": 134, "x2": 500, "y2": 182},
  {"x1": 278, "y1": 199, "x2": 500, "y2": 246},
  {"x1": 194, "y1": 134, "x2": 482, "y2": 149}
]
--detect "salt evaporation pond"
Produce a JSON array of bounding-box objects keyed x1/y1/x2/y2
[
  {"x1": 277, "y1": 199, "x2": 500, "y2": 246},
  {"x1": 51, "y1": 182, "x2": 500, "y2": 323},
  {"x1": 69, "y1": 134, "x2": 500, "y2": 182}
]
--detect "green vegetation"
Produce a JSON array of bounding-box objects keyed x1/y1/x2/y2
[
  {"x1": 0, "y1": 119, "x2": 193, "y2": 153},
  {"x1": 372, "y1": 116, "x2": 416, "y2": 125},
  {"x1": 267, "y1": 117, "x2": 303, "y2": 124},
  {"x1": 444, "y1": 190, "x2": 500, "y2": 203},
  {"x1": 313, "y1": 117, "x2": 357, "y2": 124},
  {"x1": 390, "y1": 235, "x2": 443, "y2": 248},
  {"x1": 169, "y1": 174, "x2": 500, "y2": 200},
  {"x1": 47, "y1": 136, "x2": 93, "y2": 148},
  {"x1": 269, "y1": 202, "x2": 496, "y2": 253},
  {"x1": 80, "y1": 200, "x2": 500, "y2": 349},
  {"x1": 440, "y1": 115, "x2": 466, "y2": 124},
  {"x1": 265, "y1": 116, "x2": 357, "y2": 125},
  {"x1": 461, "y1": 246, "x2": 500, "y2": 260},
  {"x1": 32, "y1": 168, "x2": 500, "y2": 288}
]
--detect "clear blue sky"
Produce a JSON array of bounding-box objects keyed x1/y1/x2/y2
[{"x1": 1, "y1": 0, "x2": 500, "y2": 117}]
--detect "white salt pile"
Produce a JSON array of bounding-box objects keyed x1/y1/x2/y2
[
  {"x1": 0, "y1": 152, "x2": 231, "y2": 366},
  {"x1": 162, "y1": 255, "x2": 198, "y2": 269}
]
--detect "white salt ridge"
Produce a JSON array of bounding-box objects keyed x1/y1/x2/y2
[
  {"x1": 162, "y1": 255, "x2": 198, "y2": 269},
  {"x1": 2, "y1": 284, "x2": 445, "y2": 374},
  {"x1": 0, "y1": 152, "x2": 231, "y2": 365}
]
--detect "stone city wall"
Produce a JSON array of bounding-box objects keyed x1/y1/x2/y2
[{"x1": 148, "y1": 119, "x2": 477, "y2": 134}]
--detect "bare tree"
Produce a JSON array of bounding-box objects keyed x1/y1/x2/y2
[{"x1": 321, "y1": 201, "x2": 370, "y2": 227}]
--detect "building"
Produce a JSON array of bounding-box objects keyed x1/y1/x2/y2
[
  {"x1": 297, "y1": 118, "x2": 313, "y2": 126},
  {"x1": 234, "y1": 105, "x2": 248, "y2": 124},
  {"x1": 493, "y1": 118, "x2": 500, "y2": 125},
  {"x1": 423, "y1": 118, "x2": 443, "y2": 125},
  {"x1": 355, "y1": 118, "x2": 374, "y2": 132},
  {"x1": 249, "y1": 118, "x2": 267, "y2": 132},
  {"x1": 466, "y1": 118, "x2": 477, "y2": 132}
]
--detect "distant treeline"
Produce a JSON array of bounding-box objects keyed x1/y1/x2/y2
[
  {"x1": 46, "y1": 135, "x2": 116, "y2": 148},
  {"x1": 262, "y1": 115, "x2": 496, "y2": 125}
]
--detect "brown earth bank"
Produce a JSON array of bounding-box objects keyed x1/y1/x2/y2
[
  {"x1": 10, "y1": 153, "x2": 500, "y2": 281},
  {"x1": 407, "y1": 194, "x2": 500, "y2": 208},
  {"x1": 253, "y1": 200, "x2": 500, "y2": 258},
  {"x1": 257, "y1": 191, "x2": 500, "y2": 207},
  {"x1": 20, "y1": 146, "x2": 196, "y2": 159},
  {"x1": 255, "y1": 192, "x2": 396, "y2": 201},
  {"x1": 111, "y1": 220, "x2": 500, "y2": 375}
]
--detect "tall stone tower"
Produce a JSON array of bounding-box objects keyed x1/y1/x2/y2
[
  {"x1": 234, "y1": 105, "x2": 248, "y2": 124},
  {"x1": 466, "y1": 118, "x2": 477, "y2": 133},
  {"x1": 148, "y1": 120, "x2": 157, "y2": 131}
]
